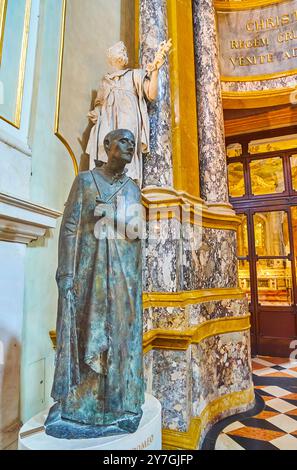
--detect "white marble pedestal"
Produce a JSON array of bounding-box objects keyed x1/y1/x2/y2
[{"x1": 18, "y1": 394, "x2": 162, "y2": 450}]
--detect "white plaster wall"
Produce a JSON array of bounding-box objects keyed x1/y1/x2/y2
[
  {"x1": 0, "y1": 0, "x2": 40, "y2": 449},
  {"x1": 0, "y1": 241, "x2": 26, "y2": 449},
  {"x1": 0, "y1": 142, "x2": 31, "y2": 200}
]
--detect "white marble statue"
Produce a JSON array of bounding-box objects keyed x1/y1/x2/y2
[{"x1": 86, "y1": 40, "x2": 172, "y2": 187}]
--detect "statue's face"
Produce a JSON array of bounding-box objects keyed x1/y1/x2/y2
[
  {"x1": 107, "y1": 130, "x2": 135, "y2": 165},
  {"x1": 107, "y1": 42, "x2": 128, "y2": 69}
]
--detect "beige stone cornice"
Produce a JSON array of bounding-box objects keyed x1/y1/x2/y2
[{"x1": 0, "y1": 192, "x2": 62, "y2": 244}]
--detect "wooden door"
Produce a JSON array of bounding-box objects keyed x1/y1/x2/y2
[{"x1": 226, "y1": 129, "x2": 297, "y2": 356}]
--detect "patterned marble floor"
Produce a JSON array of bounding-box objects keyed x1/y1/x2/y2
[{"x1": 214, "y1": 356, "x2": 297, "y2": 450}]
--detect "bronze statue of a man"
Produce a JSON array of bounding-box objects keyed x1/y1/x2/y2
[{"x1": 45, "y1": 129, "x2": 144, "y2": 439}]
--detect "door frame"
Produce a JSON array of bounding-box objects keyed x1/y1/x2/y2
[
  {"x1": 237, "y1": 205, "x2": 297, "y2": 356},
  {"x1": 226, "y1": 128, "x2": 297, "y2": 356}
]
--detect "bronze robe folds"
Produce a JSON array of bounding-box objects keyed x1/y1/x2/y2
[{"x1": 47, "y1": 170, "x2": 144, "y2": 438}]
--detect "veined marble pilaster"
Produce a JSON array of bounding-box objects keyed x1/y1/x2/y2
[
  {"x1": 192, "y1": 0, "x2": 229, "y2": 204},
  {"x1": 139, "y1": 0, "x2": 173, "y2": 188}
]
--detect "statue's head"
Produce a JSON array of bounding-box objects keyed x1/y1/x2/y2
[
  {"x1": 104, "y1": 129, "x2": 135, "y2": 166},
  {"x1": 106, "y1": 41, "x2": 128, "y2": 69}
]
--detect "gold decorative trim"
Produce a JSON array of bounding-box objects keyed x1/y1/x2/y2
[
  {"x1": 143, "y1": 287, "x2": 245, "y2": 309},
  {"x1": 215, "y1": 0, "x2": 289, "y2": 11},
  {"x1": 163, "y1": 417, "x2": 201, "y2": 450},
  {"x1": 142, "y1": 187, "x2": 242, "y2": 230},
  {"x1": 143, "y1": 314, "x2": 251, "y2": 354},
  {"x1": 55, "y1": 0, "x2": 78, "y2": 175},
  {"x1": 167, "y1": 0, "x2": 200, "y2": 197},
  {"x1": 0, "y1": 0, "x2": 31, "y2": 129},
  {"x1": 0, "y1": 0, "x2": 7, "y2": 66},
  {"x1": 49, "y1": 330, "x2": 56, "y2": 349},
  {"x1": 134, "y1": 0, "x2": 140, "y2": 68},
  {"x1": 163, "y1": 387, "x2": 255, "y2": 450},
  {"x1": 222, "y1": 87, "x2": 297, "y2": 109}
]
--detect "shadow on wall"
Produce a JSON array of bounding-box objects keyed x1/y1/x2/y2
[
  {"x1": 78, "y1": 89, "x2": 98, "y2": 172},
  {"x1": 0, "y1": 334, "x2": 21, "y2": 450}
]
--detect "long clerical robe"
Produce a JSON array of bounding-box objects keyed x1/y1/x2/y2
[
  {"x1": 51, "y1": 169, "x2": 144, "y2": 428},
  {"x1": 86, "y1": 69, "x2": 151, "y2": 187}
]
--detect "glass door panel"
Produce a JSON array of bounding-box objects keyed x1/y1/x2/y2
[
  {"x1": 290, "y1": 155, "x2": 297, "y2": 191},
  {"x1": 228, "y1": 162, "x2": 245, "y2": 197},
  {"x1": 237, "y1": 214, "x2": 248, "y2": 257},
  {"x1": 249, "y1": 157, "x2": 285, "y2": 196},
  {"x1": 256, "y1": 259, "x2": 293, "y2": 306},
  {"x1": 236, "y1": 214, "x2": 251, "y2": 301},
  {"x1": 238, "y1": 259, "x2": 251, "y2": 302},
  {"x1": 291, "y1": 206, "x2": 297, "y2": 287},
  {"x1": 253, "y1": 211, "x2": 290, "y2": 257}
]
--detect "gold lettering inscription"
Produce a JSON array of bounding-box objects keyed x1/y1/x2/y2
[
  {"x1": 132, "y1": 434, "x2": 154, "y2": 450},
  {"x1": 284, "y1": 47, "x2": 297, "y2": 59},
  {"x1": 246, "y1": 11, "x2": 297, "y2": 32},
  {"x1": 278, "y1": 30, "x2": 297, "y2": 42},
  {"x1": 230, "y1": 37, "x2": 269, "y2": 49},
  {"x1": 230, "y1": 53, "x2": 274, "y2": 67}
]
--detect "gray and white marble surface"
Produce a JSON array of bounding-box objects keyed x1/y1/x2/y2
[
  {"x1": 192, "y1": 0, "x2": 229, "y2": 204},
  {"x1": 139, "y1": 0, "x2": 173, "y2": 188}
]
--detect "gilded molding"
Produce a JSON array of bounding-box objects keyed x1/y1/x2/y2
[
  {"x1": 167, "y1": 0, "x2": 200, "y2": 197},
  {"x1": 163, "y1": 387, "x2": 255, "y2": 450},
  {"x1": 222, "y1": 87, "x2": 297, "y2": 109},
  {"x1": 134, "y1": 0, "x2": 140, "y2": 68},
  {"x1": 0, "y1": 0, "x2": 31, "y2": 129},
  {"x1": 215, "y1": 0, "x2": 289, "y2": 11},
  {"x1": 142, "y1": 314, "x2": 251, "y2": 354},
  {"x1": 143, "y1": 287, "x2": 245, "y2": 308},
  {"x1": 55, "y1": 0, "x2": 78, "y2": 175}
]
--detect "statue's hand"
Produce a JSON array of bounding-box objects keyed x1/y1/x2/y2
[
  {"x1": 146, "y1": 38, "x2": 173, "y2": 72},
  {"x1": 58, "y1": 276, "x2": 74, "y2": 298},
  {"x1": 87, "y1": 108, "x2": 99, "y2": 124}
]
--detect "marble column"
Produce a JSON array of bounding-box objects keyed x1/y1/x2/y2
[
  {"x1": 139, "y1": 0, "x2": 173, "y2": 188},
  {"x1": 192, "y1": 0, "x2": 229, "y2": 205}
]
